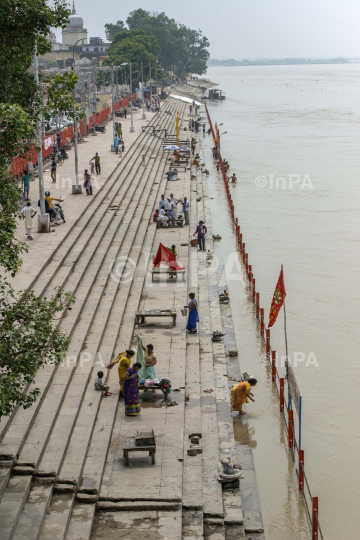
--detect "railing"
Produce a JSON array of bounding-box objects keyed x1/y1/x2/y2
[
  {"x1": 205, "y1": 103, "x2": 325, "y2": 540},
  {"x1": 9, "y1": 93, "x2": 136, "y2": 179}
]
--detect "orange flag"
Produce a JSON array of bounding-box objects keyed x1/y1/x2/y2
[{"x1": 268, "y1": 266, "x2": 286, "y2": 328}]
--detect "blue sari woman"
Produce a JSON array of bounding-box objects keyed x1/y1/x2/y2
[
  {"x1": 123, "y1": 363, "x2": 142, "y2": 416},
  {"x1": 185, "y1": 293, "x2": 199, "y2": 334}
]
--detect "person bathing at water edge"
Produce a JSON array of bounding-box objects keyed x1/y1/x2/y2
[
  {"x1": 184, "y1": 293, "x2": 199, "y2": 334},
  {"x1": 231, "y1": 378, "x2": 257, "y2": 415}
]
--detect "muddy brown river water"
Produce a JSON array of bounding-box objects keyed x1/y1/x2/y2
[{"x1": 202, "y1": 64, "x2": 360, "y2": 540}]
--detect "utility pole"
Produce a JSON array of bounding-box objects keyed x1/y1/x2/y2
[
  {"x1": 116, "y1": 69, "x2": 119, "y2": 101},
  {"x1": 155, "y1": 60, "x2": 158, "y2": 102},
  {"x1": 111, "y1": 62, "x2": 115, "y2": 137},
  {"x1": 71, "y1": 38, "x2": 85, "y2": 194},
  {"x1": 149, "y1": 63, "x2": 152, "y2": 110},
  {"x1": 72, "y1": 78, "x2": 81, "y2": 193},
  {"x1": 130, "y1": 62, "x2": 134, "y2": 132},
  {"x1": 91, "y1": 68, "x2": 97, "y2": 136},
  {"x1": 33, "y1": 43, "x2": 48, "y2": 232},
  {"x1": 141, "y1": 63, "x2": 146, "y2": 120}
]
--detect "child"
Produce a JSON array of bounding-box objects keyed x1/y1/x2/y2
[{"x1": 94, "y1": 371, "x2": 112, "y2": 396}]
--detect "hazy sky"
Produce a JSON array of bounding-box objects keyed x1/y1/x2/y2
[{"x1": 56, "y1": 0, "x2": 360, "y2": 59}]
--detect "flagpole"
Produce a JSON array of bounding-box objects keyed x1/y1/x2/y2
[{"x1": 282, "y1": 265, "x2": 291, "y2": 411}]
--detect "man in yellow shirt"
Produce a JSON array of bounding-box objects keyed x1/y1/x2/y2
[{"x1": 44, "y1": 191, "x2": 63, "y2": 223}]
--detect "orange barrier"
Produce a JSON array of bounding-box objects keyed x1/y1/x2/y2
[{"x1": 9, "y1": 94, "x2": 136, "y2": 179}]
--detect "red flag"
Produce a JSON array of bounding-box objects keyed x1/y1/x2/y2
[
  {"x1": 268, "y1": 266, "x2": 286, "y2": 328},
  {"x1": 152, "y1": 243, "x2": 184, "y2": 271}
]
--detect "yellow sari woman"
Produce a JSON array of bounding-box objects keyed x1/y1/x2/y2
[
  {"x1": 231, "y1": 378, "x2": 257, "y2": 415},
  {"x1": 106, "y1": 350, "x2": 135, "y2": 392}
]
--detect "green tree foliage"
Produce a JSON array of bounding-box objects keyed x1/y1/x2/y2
[
  {"x1": 125, "y1": 10, "x2": 210, "y2": 75},
  {"x1": 101, "y1": 29, "x2": 163, "y2": 87},
  {"x1": 0, "y1": 0, "x2": 77, "y2": 418},
  {"x1": 105, "y1": 20, "x2": 125, "y2": 41},
  {"x1": 0, "y1": 284, "x2": 75, "y2": 418}
]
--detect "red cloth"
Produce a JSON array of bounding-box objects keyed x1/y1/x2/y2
[
  {"x1": 268, "y1": 266, "x2": 286, "y2": 328},
  {"x1": 153, "y1": 243, "x2": 185, "y2": 271}
]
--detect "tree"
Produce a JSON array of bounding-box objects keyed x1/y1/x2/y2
[
  {"x1": 0, "y1": 284, "x2": 75, "y2": 418},
  {"x1": 125, "y1": 9, "x2": 210, "y2": 75},
  {"x1": 180, "y1": 27, "x2": 210, "y2": 75},
  {"x1": 105, "y1": 20, "x2": 125, "y2": 41},
  {"x1": 0, "y1": 0, "x2": 77, "y2": 418},
  {"x1": 101, "y1": 29, "x2": 163, "y2": 86}
]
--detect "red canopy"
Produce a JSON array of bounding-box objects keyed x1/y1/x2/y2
[{"x1": 153, "y1": 243, "x2": 185, "y2": 271}]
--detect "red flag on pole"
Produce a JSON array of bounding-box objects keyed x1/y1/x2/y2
[{"x1": 268, "y1": 266, "x2": 286, "y2": 328}]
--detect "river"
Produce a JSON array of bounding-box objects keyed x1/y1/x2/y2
[{"x1": 202, "y1": 64, "x2": 360, "y2": 540}]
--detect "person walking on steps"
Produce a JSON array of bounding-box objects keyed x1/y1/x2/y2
[
  {"x1": 193, "y1": 220, "x2": 207, "y2": 251},
  {"x1": 91, "y1": 152, "x2": 101, "y2": 174},
  {"x1": 83, "y1": 169, "x2": 93, "y2": 195}
]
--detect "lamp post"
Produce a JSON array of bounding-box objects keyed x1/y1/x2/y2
[
  {"x1": 111, "y1": 63, "x2": 115, "y2": 138},
  {"x1": 129, "y1": 62, "x2": 134, "y2": 132},
  {"x1": 141, "y1": 63, "x2": 146, "y2": 120},
  {"x1": 155, "y1": 60, "x2": 158, "y2": 102},
  {"x1": 91, "y1": 68, "x2": 97, "y2": 136},
  {"x1": 33, "y1": 43, "x2": 49, "y2": 233},
  {"x1": 149, "y1": 63, "x2": 152, "y2": 110},
  {"x1": 72, "y1": 38, "x2": 85, "y2": 194}
]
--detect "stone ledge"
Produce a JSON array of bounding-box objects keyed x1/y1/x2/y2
[{"x1": 96, "y1": 500, "x2": 182, "y2": 511}]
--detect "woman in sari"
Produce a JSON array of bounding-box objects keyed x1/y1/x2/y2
[
  {"x1": 184, "y1": 292, "x2": 199, "y2": 334},
  {"x1": 106, "y1": 349, "x2": 135, "y2": 394},
  {"x1": 123, "y1": 362, "x2": 142, "y2": 416},
  {"x1": 231, "y1": 377, "x2": 257, "y2": 415}
]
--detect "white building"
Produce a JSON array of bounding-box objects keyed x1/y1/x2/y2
[{"x1": 62, "y1": 1, "x2": 88, "y2": 47}]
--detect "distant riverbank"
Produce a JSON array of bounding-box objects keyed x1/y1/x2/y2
[{"x1": 208, "y1": 57, "x2": 350, "y2": 67}]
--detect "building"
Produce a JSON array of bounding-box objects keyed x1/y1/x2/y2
[
  {"x1": 62, "y1": 1, "x2": 88, "y2": 47},
  {"x1": 81, "y1": 38, "x2": 110, "y2": 62}
]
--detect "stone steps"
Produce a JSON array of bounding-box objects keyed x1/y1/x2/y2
[
  {"x1": 0, "y1": 106, "x2": 171, "y2": 446},
  {"x1": 13, "y1": 483, "x2": 53, "y2": 540},
  {"x1": 0, "y1": 101, "x2": 179, "y2": 465},
  {"x1": 0, "y1": 476, "x2": 32, "y2": 540},
  {"x1": 20, "y1": 137, "x2": 171, "y2": 477},
  {"x1": 1, "y1": 99, "x2": 185, "y2": 540},
  {"x1": 96, "y1": 500, "x2": 182, "y2": 511},
  {"x1": 35, "y1": 115, "x2": 180, "y2": 539},
  {"x1": 197, "y1": 144, "x2": 245, "y2": 537},
  {"x1": 8, "y1": 101, "x2": 182, "y2": 540},
  {"x1": 0, "y1": 466, "x2": 11, "y2": 500},
  {"x1": 78, "y1": 143, "x2": 174, "y2": 499}
]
